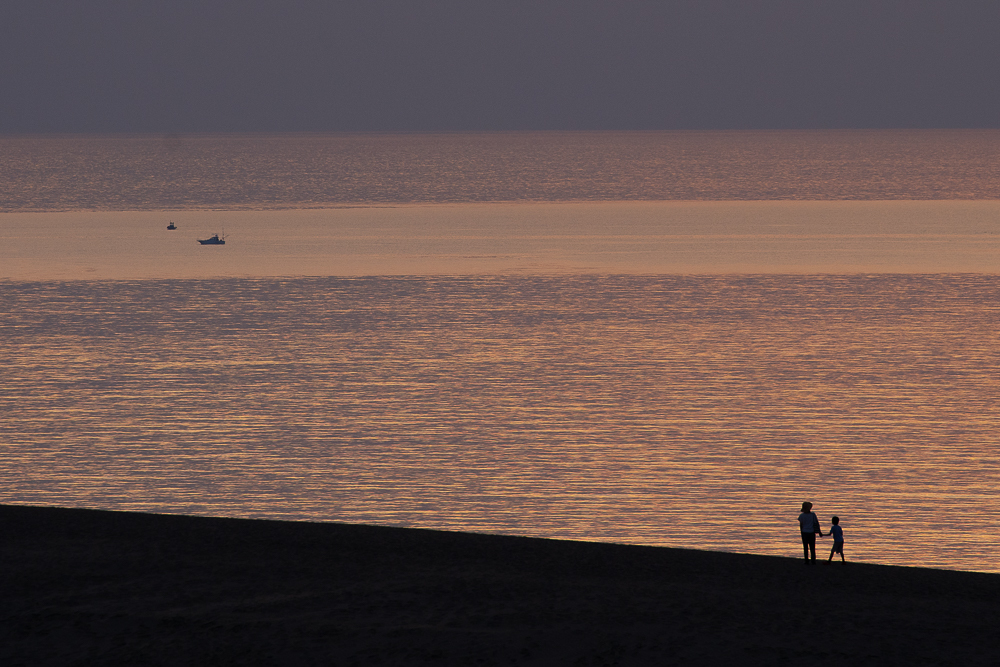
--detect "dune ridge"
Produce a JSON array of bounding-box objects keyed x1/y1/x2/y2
[{"x1": 2, "y1": 504, "x2": 997, "y2": 665}]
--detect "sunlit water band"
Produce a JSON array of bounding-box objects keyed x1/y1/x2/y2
[{"x1": 2, "y1": 275, "x2": 998, "y2": 572}]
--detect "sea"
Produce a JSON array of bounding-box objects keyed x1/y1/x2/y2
[{"x1": 2, "y1": 130, "x2": 1000, "y2": 572}]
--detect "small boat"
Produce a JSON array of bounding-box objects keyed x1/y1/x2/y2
[
  {"x1": 197, "y1": 234, "x2": 226, "y2": 245},
  {"x1": 166, "y1": 221, "x2": 177, "y2": 230}
]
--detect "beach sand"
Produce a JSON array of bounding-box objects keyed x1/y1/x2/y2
[{"x1": 2, "y1": 504, "x2": 997, "y2": 665}]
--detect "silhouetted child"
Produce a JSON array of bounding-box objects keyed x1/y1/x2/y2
[{"x1": 827, "y1": 515, "x2": 845, "y2": 563}]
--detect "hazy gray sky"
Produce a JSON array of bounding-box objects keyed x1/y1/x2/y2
[{"x1": 3, "y1": 1, "x2": 999, "y2": 133}]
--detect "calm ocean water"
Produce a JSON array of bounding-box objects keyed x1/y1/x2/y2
[
  {"x1": 4, "y1": 129, "x2": 1000, "y2": 210},
  {"x1": 2, "y1": 131, "x2": 1000, "y2": 572}
]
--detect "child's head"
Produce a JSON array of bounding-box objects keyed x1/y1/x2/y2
[
  {"x1": 831, "y1": 516, "x2": 839, "y2": 525},
  {"x1": 801, "y1": 501, "x2": 813, "y2": 512}
]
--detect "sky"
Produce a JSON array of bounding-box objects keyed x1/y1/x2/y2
[{"x1": 3, "y1": 1, "x2": 1000, "y2": 133}]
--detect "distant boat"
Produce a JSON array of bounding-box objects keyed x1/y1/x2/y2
[
  {"x1": 197, "y1": 233, "x2": 226, "y2": 245},
  {"x1": 167, "y1": 221, "x2": 177, "y2": 230}
]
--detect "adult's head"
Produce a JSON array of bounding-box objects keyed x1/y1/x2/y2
[{"x1": 801, "y1": 501, "x2": 813, "y2": 512}]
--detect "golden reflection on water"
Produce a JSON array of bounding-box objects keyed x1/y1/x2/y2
[
  {"x1": 2, "y1": 275, "x2": 999, "y2": 572},
  {"x1": 4, "y1": 201, "x2": 1000, "y2": 280}
]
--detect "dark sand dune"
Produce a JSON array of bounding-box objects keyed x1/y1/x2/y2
[{"x1": 2, "y1": 504, "x2": 998, "y2": 666}]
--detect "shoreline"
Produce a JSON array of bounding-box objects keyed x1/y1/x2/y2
[{"x1": 3, "y1": 504, "x2": 998, "y2": 665}]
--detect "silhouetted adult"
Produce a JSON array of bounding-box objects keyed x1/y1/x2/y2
[{"x1": 798, "y1": 501, "x2": 823, "y2": 564}]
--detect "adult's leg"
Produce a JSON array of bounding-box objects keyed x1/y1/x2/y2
[{"x1": 801, "y1": 532, "x2": 816, "y2": 562}]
